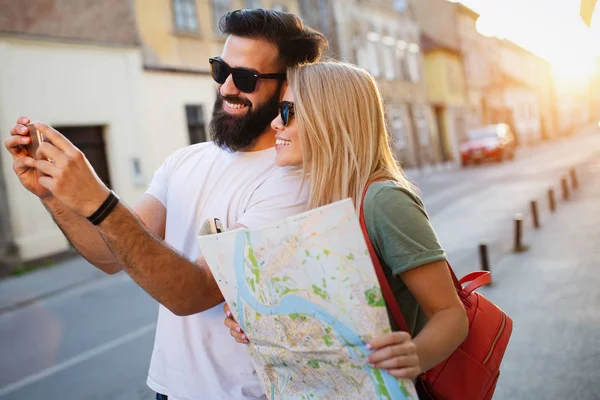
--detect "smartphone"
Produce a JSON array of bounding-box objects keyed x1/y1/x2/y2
[
  {"x1": 199, "y1": 218, "x2": 224, "y2": 236},
  {"x1": 214, "y1": 218, "x2": 224, "y2": 233},
  {"x1": 25, "y1": 124, "x2": 44, "y2": 159}
]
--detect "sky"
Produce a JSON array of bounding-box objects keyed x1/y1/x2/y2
[{"x1": 450, "y1": 0, "x2": 600, "y2": 81}]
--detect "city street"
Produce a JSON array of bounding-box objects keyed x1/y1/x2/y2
[{"x1": 1, "y1": 124, "x2": 599, "y2": 400}]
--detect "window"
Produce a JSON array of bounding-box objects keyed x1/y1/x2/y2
[
  {"x1": 212, "y1": 0, "x2": 232, "y2": 35},
  {"x1": 381, "y1": 34, "x2": 396, "y2": 81},
  {"x1": 365, "y1": 28, "x2": 381, "y2": 78},
  {"x1": 172, "y1": 0, "x2": 199, "y2": 33},
  {"x1": 413, "y1": 106, "x2": 429, "y2": 145},
  {"x1": 186, "y1": 105, "x2": 208, "y2": 144},
  {"x1": 245, "y1": 0, "x2": 261, "y2": 8},
  {"x1": 367, "y1": 41, "x2": 381, "y2": 77},
  {"x1": 407, "y1": 49, "x2": 420, "y2": 83},
  {"x1": 393, "y1": 0, "x2": 408, "y2": 11},
  {"x1": 351, "y1": 27, "x2": 365, "y2": 67},
  {"x1": 389, "y1": 106, "x2": 407, "y2": 149},
  {"x1": 396, "y1": 42, "x2": 408, "y2": 81}
]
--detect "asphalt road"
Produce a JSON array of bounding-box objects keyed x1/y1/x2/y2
[{"x1": 1, "y1": 125, "x2": 599, "y2": 399}]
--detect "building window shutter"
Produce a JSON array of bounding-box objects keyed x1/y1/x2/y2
[{"x1": 186, "y1": 105, "x2": 208, "y2": 144}]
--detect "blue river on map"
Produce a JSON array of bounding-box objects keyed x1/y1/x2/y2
[{"x1": 232, "y1": 231, "x2": 410, "y2": 400}]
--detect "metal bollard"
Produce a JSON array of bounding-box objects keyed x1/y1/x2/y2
[
  {"x1": 479, "y1": 242, "x2": 490, "y2": 272},
  {"x1": 530, "y1": 200, "x2": 540, "y2": 229},
  {"x1": 513, "y1": 213, "x2": 526, "y2": 252},
  {"x1": 561, "y1": 177, "x2": 570, "y2": 200},
  {"x1": 569, "y1": 168, "x2": 579, "y2": 189},
  {"x1": 548, "y1": 188, "x2": 556, "y2": 212}
]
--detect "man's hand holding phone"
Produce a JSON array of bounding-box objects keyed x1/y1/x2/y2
[
  {"x1": 4, "y1": 116, "x2": 52, "y2": 199},
  {"x1": 4, "y1": 116, "x2": 110, "y2": 217},
  {"x1": 28, "y1": 121, "x2": 110, "y2": 217}
]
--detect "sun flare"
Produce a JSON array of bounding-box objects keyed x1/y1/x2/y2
[{"x1": 462, "y1": 0, "x2": 599, "y2": 83}]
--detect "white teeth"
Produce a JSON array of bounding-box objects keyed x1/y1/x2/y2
[
  {"x1": 276, "y1": 139, "x2": 291, "y2": 146},
  {"x1": 225, "y1": 101, "x2": 247, "y2": 110}
]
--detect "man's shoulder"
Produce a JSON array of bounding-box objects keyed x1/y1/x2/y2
[
  {"x1": 257, "y1": 166, "x2": 305, "y2": 188},
  {"x1": 161, "y1": 142, "x2": 222, "y2": 170},
  {"x1": 172, "y1": 141, "x2": 218, "y2": 158}
]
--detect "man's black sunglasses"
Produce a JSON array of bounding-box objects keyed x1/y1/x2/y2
[
  {"x1": 279, "y1": 101, "x2": 295, "y2": 127},
  {"x1": 209, "y1": 57, "x2": 286, "y2": 93}
]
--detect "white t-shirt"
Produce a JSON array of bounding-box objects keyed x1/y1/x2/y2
[{"x1": 144, "y1": 142, "x2": 308, "y2": 400}]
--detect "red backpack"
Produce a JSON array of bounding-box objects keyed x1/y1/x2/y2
[{"x1": 360, "y1": 183, "x2": 513, "y2": 400}]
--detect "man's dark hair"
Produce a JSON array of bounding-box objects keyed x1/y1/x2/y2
[{"x1": 219, "y1": 9, "x2": 328, "y2": 68}]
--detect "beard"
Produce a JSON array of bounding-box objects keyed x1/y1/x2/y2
[{"x1": 209, "y1": 87, "x2": 281, "y2": 152}]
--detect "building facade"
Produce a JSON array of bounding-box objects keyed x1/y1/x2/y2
[
  {"x1": 320, "y1": 0, "x2": 435, "y2": 168},
  {"x1": 553, "y1": 78, "x2": 592, "y2": 136},
  {"x1": 0, "y1": 0, "x2": 145, "y2": 261},
  {"x1": 420, "y1": 35, "x2": 468, "y2": 163},
  {"x1": 456, "y1": 5, "x2": 496, "y2": 134},
  {"x1": 488, "y1": 39, "x2": 555, "y2": 144},
  {"x1": 298, "y1": 0, "x2": 340, "y2": 58},
  {"x1": 409, "y1": 0, "x2": 473, "y2": 163}
]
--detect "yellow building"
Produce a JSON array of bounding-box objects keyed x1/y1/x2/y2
[
  {"x1": 135, "y1": 0, "x2": 300, "y2": 71},
  {"x1": 134, "y1": 0, "x2": 301, "y2": 175},
  {"x1": 421, "y1": 35, "x2": 468, "y2": 162}
]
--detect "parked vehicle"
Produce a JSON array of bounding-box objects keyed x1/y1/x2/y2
[{"x1": 460, "y1": 124, "x2": 516, "y2": 166}]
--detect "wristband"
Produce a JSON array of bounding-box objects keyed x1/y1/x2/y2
[{"x1": 87, "y1": 190, "x2": 119, "y2": 225}]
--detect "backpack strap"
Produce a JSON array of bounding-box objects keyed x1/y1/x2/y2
[
  {"x1": 359, "y1": 181, "x2": 491, "y2": 332},
  {"x1": 359, "y1": 181, "x2": 410, "y2": 332},
  {"x1": 458, "y1": 271, "x2": 491, "y2": 295}
]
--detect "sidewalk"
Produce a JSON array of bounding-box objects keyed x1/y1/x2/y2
[
  {"x1": 478, "y1": 158, "x2": 600, "y2": 400},
  {"x1": 0, "y1": 256, "x2": 110, "y2": 314}
]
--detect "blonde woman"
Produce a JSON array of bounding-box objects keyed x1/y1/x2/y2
[{"x1": 224, "y1": 62, "x2": 468, "y2": 382}]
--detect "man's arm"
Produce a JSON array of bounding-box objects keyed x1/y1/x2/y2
[
  {"x1": 31, "y1": 122, "x2": 224, "y2": 315},
  {"x1": 41, "y1": 194, "x2": 168, "y2": 275},
  {"x1": 43, "y1": 192, "x2": 222, "y2": 314},
  {"x1": 42, "y1": 188, "x2": 222, "y2": 315},
  {"x1": 95, "y1": 199, "x2": 224, "y2": 315},
  {"x1": 42, "y1": 196, "x2": 122, "y2": 274}
]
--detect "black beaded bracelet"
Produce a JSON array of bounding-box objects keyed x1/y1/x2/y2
[{"x1": 87, "y1": 190, "x2": 119, "y2": 225}]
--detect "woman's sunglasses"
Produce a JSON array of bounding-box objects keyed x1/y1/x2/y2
[
  {"x1": 279, "y1": 101, "x2": 295, "y2": 127},
  {"x1": 209, "y1": 57, "x2": 286, "y2": 93}
]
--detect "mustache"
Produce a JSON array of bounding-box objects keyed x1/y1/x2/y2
[{"x1": 219, "y1": 94, "x2": 252, "y2": 107}]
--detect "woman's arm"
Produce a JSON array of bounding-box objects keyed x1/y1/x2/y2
[
  {"x1": 401, "y1": 260, "x2": 468, "y2": 372},
  {"x1": 367, "y1": 260, "x2": 468, "y2": 379},
  {"x1": 363, "y1": 183, "x2": 469, "y2": 378}
]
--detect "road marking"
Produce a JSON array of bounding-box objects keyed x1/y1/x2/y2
[{"x1": 0, "y1": 323, "x2": 155, "y2": 397}]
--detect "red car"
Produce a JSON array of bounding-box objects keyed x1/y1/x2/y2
[{"x1": 460, "y1": 124, "x2": 516, "y2": 166}]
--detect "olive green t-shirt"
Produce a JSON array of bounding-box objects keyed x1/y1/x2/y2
[{"x1": 363, "y1": 180, "x2": 447, "y2": 336}]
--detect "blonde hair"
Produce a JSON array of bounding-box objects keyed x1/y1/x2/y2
[{"x1": 288, "y1": 61, "x2": 416, "y2": 210}]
